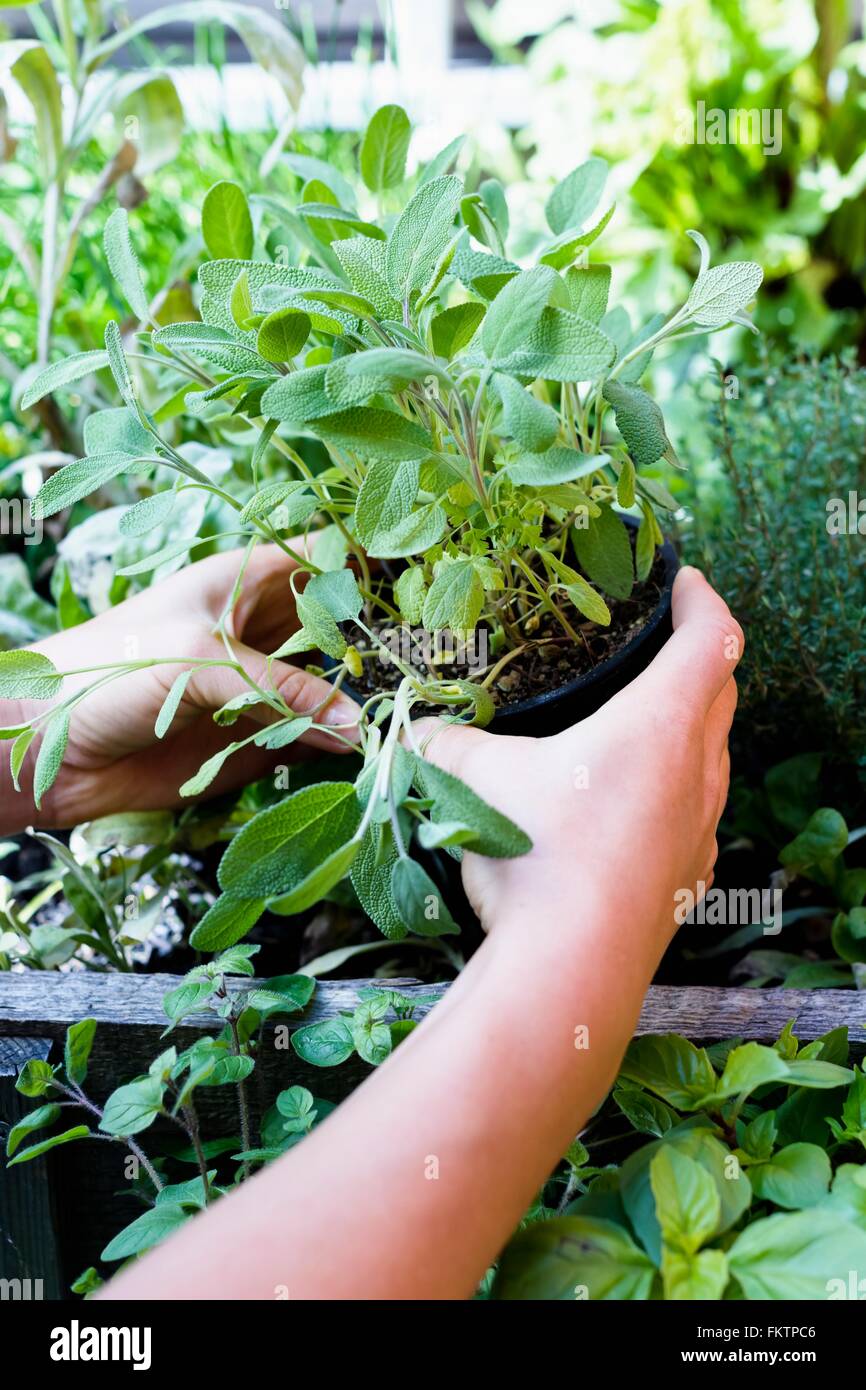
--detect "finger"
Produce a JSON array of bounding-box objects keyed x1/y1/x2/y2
[
  {"x1": 183, "y1": 636, "x2": 360, "y2": 753},
  {"x1": 628, "y1": 567, "x2": 744, "y2": 717}
]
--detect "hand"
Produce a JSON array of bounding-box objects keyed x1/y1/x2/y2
[
  {"x1": 416, "y1": 566, "x2": 742, "y2": 969},
  {"x1": 1, "y1": 543, "x2": 360, "y2": 831}
]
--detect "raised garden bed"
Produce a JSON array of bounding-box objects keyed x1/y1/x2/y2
[{"x1": 3, "y1": 971, "x2": 865, "y2": 1292}]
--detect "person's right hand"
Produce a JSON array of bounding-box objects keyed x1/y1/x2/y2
[{"x1": 415, "y1": 567, "x2": 742, "y2": 970}]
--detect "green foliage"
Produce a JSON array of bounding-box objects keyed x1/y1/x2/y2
[
  {"x1": 492, "y1": 1021, "x2": 866, "y2": 1300},
  {"x1": 473, "y1": 0, "x2": 866, "y2": 357},
  {"x1": 692, "y1": 353, "x2": 866, "y2": 769},
  {"x1": 717, "y1": 752, "x2": 866, "y2": 984}
]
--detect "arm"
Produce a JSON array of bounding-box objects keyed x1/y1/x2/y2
[{"x1": 99, "y1": 567, "x2": 742, "y2": 1300}]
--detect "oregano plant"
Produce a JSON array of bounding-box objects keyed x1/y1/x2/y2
[{"x1": 2, "y1": 104, "x2": 762, "y2": 942}]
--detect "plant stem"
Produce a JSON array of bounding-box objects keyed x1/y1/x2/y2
[
  {"x1": 62, "y1": 1082, "x2": 164, "y2": 1193},
  {"x1": 180, "y1": 1103, "x2": 212, "y2": 1203},
  {"x1": 513, "y1": 555, "x2": 582, "y2": 643},
  {"x1": 228, "y1": 1013, "x2": 252, "y2": 1181}
]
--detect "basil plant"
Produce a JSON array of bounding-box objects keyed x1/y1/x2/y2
[{"x1": 3, "y1": 105, "x2": 762, "y2": 944}]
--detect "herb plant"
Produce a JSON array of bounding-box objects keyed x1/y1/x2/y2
[
  {"x1": 493, "y1": 1021, "x2": 866, "y2": 1300},
  {"x1": 691, "y1": 352, "x2": 866, "y2": 771},
  {"x1": 1, "y1": 103, "x2": 762, "y2": 943}
]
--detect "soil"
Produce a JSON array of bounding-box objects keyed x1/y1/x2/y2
[{"x1": 347, "y1": 539, "x2": 668, "y2": 709}]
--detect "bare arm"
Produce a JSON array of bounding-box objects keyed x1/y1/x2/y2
[{"x1": 98, "y1": 567, "x2": 742, "y2": 1300}]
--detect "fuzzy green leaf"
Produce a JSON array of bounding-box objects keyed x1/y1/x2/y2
[
  {"x1": 33, "y1": 709, "x2": 69, "y2": 809},
  {"x1": 481, "y1": 266, "x2": 558, "y2": 364},
  {"x1": 0, "y1": 650, "x2": 62, "y2": 701},
  {"x1": 35, "y1": 452, "x2": 138, "y2": 519},
  {"x1": 411, "y1": 755, "x2": 532, "y2": 859},
  {"x1": 572, "y1": 505, "x2": 634, "y2": 600},
  {"x1": 495, "y1": 374, "x2": 560, "y2": 452},
  {"x1": 545, "y1": 157, "x2": 608, "y2": 236},
  {"x1": 202, "y1": 180, "x2": 254, "y2": 260},
  {"x1": 20, "y1": 350, "x2": 110, "y2": 410},
  {"x1": 218, "y1": 782, "x2": 360, "y2": 899},
  {"x1": 602, "y1": 381, "x2": 673, "y2": 468},
  {"x1": 360, "y1": 103, "x2": 411, "y2": 192},
  {"x1": 422, "y1": 561, "x2": 484, "y2": 633},
  {"x1": 390, "y1": 858, "x2": 459, "y2": 936},
  {"x1": 565, "y1": 264, "x2": 611, "y2": 324},
  {"x1": 257, "y1": 308, "x2": 311, "y2": 363},
  {"x1": 386, "y1": 175, "x2": 463, "y2": 302},
  {"x1": 685, "y1": 260, "x2": 764, "y2": 327},
  {"x1": 189, "y1": 894, "x2": 265, "y2": 951},
  {"x1": 103, "y1": 208, "x2": 150, "y2": 321}
]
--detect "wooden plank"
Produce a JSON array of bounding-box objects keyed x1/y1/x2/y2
[
  {"x1": 0, "y1": 1035, "x2": 64, "y2": 1300},
  {"x1": 0, "y1": 973, "x2": 863, "y2": 1047}
]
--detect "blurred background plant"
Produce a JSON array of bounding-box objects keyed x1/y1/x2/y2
[{"x1": 472, "y1": 0, "x2": 866, "y2": 356}]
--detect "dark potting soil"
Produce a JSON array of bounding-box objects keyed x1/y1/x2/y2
[{"x1": 346, "y1": 542, "x2": 668, "y2": 709}]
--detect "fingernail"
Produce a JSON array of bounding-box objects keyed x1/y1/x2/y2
[{"x1": 322, "y1": 698, "x2": 359, "y2": 728}]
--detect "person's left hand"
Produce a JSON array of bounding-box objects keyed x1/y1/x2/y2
[{"x1": 1, "y1": 542, "x2": 360, "y2": 830}]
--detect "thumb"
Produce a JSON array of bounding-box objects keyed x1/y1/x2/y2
[
  {"x1": 624, "y1": 566, "x2": 744, "y2": 716},
  {"x1": 184, "y1": 637, "x2": 360, "y2": 753}
]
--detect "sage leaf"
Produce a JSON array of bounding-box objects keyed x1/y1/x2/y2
[
  {"x1": 20, "y1": 350, "x2": 110, "y2": 410},
  {"x1": 545, "y1": 157, "x2": 608, "y2": 236},
  {"x1": 386, "y1": 175, "x2": 463, "y2": 302},
  {"x1": 685, "y1": 260, "x2": 764, "y2": 327},
  {"x1": 202, "y1": 179, "x2": 254, "y2": 260},
  {"x1": 103, "y1": 208, "x2": 150, "y2": 322},
  {"x1": 360, "y1": 103, "x2": 411, "y2": 192},
  {"x1": 33, "y1": 709, "x2": 70, "y2": 809},
  {"x1": 0, "y1": 650, "x2": 62, "y2": 701},
  {"x1": 189, "y1": 894, "x2": 265, "y2": 952},
  {"x1": 390, "y1": 858, "x2": 459, "y2": 936},
  {"x1": 410, "y1": 755, "x2": 533, "y2": 858},
  {"x1": 218, "y1": 781, "x2": 360, "y2": 899},
  {"x1": 572, "y1": 505, "x2": 634, "y2": 601}
]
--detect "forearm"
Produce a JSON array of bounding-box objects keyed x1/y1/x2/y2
[{"x1": 101, "y1": 888, "x2": 667, "y2": 1301}]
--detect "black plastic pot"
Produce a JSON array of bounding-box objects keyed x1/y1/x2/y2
[
  {"x1": 488, "y1": 524, "x2": 680, "y2": 737},
  {"x1": 335, "y1": 518, "x2": 679, "y2": 738}
]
